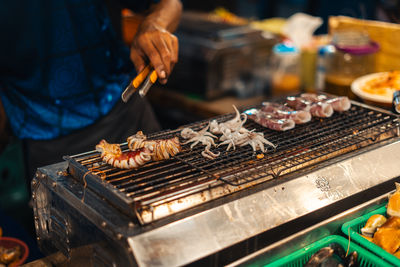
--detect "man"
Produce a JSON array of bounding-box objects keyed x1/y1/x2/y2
[{"x1": 0, "y1": 0, "x2": 182, "y2": 182}]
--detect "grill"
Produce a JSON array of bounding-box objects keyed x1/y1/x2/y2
[
  {"x1": 33, "y1": 99, "x2": 400, "y2": 267},
  {"x1": 65, "y1": 101, "x2": 399, "y2": 225}
]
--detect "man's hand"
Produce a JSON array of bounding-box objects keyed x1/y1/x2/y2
[{"x1": 130, "y1": 0, "x2": 182, "y2": 84}]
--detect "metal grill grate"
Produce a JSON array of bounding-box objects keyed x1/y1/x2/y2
[{"x1": 66, "y1": 102, "x2": 399, "y2": 224}]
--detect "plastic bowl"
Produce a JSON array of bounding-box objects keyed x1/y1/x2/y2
[{"x1": 0, "y1": 237, "x2": 29, "y2": 266}]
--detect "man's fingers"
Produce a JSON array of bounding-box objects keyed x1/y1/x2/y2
[
  {"x1": 139, "y1": 38, "x2": 166, "y2": 81},
  {"x1": 170, "y1": 34, "x2": 179, "y2": 67},
  {"x1": 130, "y1": 48, "x2": 146, "y2": 73},
  {"x1": 131, "y1": 26, "x2": 179, "y2": 85},
  {"x1": 151, "y1": 35, "x2": 171, "y2": 77},
  {"x1": 163, "y1": 33, "x2": 178, "y2": 74}
]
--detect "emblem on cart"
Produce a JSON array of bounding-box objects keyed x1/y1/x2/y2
[{"x1": 315, "y1": 177, "x2": 330, "y2": 192}]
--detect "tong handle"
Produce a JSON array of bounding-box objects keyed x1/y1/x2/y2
[
  {"x1": 149, "y1": 70, "x2": 158, "y2": 83},
  {"x1": 132, "y1": 66, "x2": 151, "y2": 88},
  {"x1": 139, "y1": 70, "x2": 158, "y2": 97}
]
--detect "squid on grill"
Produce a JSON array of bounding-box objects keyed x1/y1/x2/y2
[
  {"x1": 286, "y1": 96, "x2": 334, "y2": 118},
  {"x1": 244, "y1": 108, "x2": 295, "y2": 131},
  {"x1": 261, "y1": 102, "x2": 311, "y2": 124},
  {"x1": 300, "y1": 93, "x2": 351, "y2": 112},
  {"x1": 127, "y1": 131, "x2": 181, "y2": 161},
  {"x1": 96, "y1": 139, "x2": 152, "y2": 169}
]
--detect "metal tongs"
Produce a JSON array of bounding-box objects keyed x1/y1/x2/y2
[{"x1": 121, "y1": 65, "x2": 158, "y2": 102}]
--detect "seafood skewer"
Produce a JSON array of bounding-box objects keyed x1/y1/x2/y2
[
  {"x1": 300, "y1": 93, "x2": 351, "y2": 112},
  {"x1": 245, "y1": 108, "x2": 295, "y2": 131},
  {"x1": 96, "y1": 139, "x2": 152, "y2": 169},
  {"x1": 127, "y1": 131, "x2": 181, "y2": 161},
  {"x1": 286, "y1": 96, "x2": 334, "y2": 118},
  {"x1": 261, "y1": 102, "x2": 312, "y2": 124}
]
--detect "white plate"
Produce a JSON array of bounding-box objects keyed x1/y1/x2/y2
[{"x1": 351, "y1": 72, "x2": 397, "y2": 104}]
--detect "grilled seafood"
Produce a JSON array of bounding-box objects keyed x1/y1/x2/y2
[
  {"x1": 127, "y1": 131, "x2": 181, "y2": 161},
  {"x1": 237, "y1": 129, "x2": 276, "y2": 152},
  {"x1": 181, "y1": 105, "x2": 276, "y2": 158},
  {"x1": 180, "y1": 125, "x2": 220, "y2": 159},
  {"x1": 300, "y1": 93, "x2": 351, "y2": 112},
  {"x1": 96, "y1": 139, "x2": 152, "y2": 169},
  {"x1": 210, "y1": 105, "x2": 276, "y2": 152},
  {"x1": 261, "y1": 102, "x2": 312, "y2": 124},
  {"x1": 209, "y1": 105, "x2": 247, "y2": 134},
  {"x1": 361, "y1": 214, "x2": 387, "y2": 237},
  {"x1": 218, "y1": 128, "x2": 276, "y2": 152},
  {"x1": 286, "y1": 96, "x2": 334, "y2": 118},
  {"x1": 309, "y1": 102, "x2": 334, "y2": 118},
  {"x1": 387, "y1": 182, "x2": 400, "y2": 217},
  {"x1": 244, "y1": 108, "x2": 295, "y2": 131},
  {"x1": 286, "y1": 96, "x2": 333, "y2": 118}
]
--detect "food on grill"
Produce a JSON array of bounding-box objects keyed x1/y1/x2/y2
[
  {"x1": 0, "y1": 244, "x2": 22, "y2": 266},
  {"x1": 325, "y1": 97, "x2": 351, "y2": 112},
  {"x1": 96, "y1": 139, "x2": 152, "y2": 169},
  {"x1": 244, "y1": 108, "x2": 295, "y2": 131},
  {"x1": 304, "y1": 243, "x2": 358, "y2": 267},
  {"x1": 219, "y1": 127, "x2": 276, "y2": 152},
  {"x1": 261, "y1": 102, "x2": 312, "y2": 124},
  {"x1": 285, "y1": 93, "x2": 351, "y2": 118},
  {"x1": 286, "y1": 96, "x2": 334, "y2": 118},
  {"x1": 387, "y1": 182, "x2": 400, "y2": 217},
  {"x1": 209, "y1": 105, "x2": 247, "y2": 135},
  {"x1": 361, "y1": 214, "x2": 387, "y2": 237},
  {"x1": 127, "y1": 131, "x2": 181, "y2": 161},
  {"x1": 300, "y1": 93, "x2": 351, "y2": 112},
  {"x1": 213, "y1": 105, "x2": 276, "y2": 152},
  {"x1": 180, "y1": 125, "x2": 220, "y2": 159},
  {"x1": 361, "y1": 70, "x2": 400, "y2": 97},
  {"x1": 309, "y1": 102, "x2": 334, "y2": 118},
  {"x1": 181, "y1": 105, "x2": 276, "y2": 158}
]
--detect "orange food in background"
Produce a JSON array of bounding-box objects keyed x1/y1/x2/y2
[
  {"x1": 360, "y1": 183, "x2": 400, "y2": 258},
  {"x1": 361, "y1": 71, "x2": 400, "y2": 96}
]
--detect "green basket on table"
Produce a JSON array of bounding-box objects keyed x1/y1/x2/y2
[
  {"x1": 341, "y1": 203, "x2": 400, "y2": 266},
  {"x1": 266, "y1": 235, "x2": 390, "y2": 267}
]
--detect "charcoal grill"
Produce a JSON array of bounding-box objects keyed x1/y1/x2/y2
[{"x1": 32, "y1": 100, "x2": 400, "y2": 266}]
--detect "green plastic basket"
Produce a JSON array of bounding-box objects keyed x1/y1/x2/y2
[
  {"x1": 341, "y1": 203, "x2": 400, "y2": 266},
  {"x1": 266, "y1": 235, "x2": 391, "y2": 267}
]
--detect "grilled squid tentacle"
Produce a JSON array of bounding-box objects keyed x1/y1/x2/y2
[
  {"x1": 96, "y1": 139, "x2": 153, "y2": 169},
  {"x1": 127, "y1": 132, "x2": 182, "y2": 161}
]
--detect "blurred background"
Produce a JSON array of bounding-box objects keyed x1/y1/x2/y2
[{"x1": 122, "y1": 0, "x2": 400, "y2": 130}]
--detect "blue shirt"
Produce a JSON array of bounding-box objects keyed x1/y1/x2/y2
[{"x1": 0, "y1": 0, "x2": 151, "y2": 140}]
